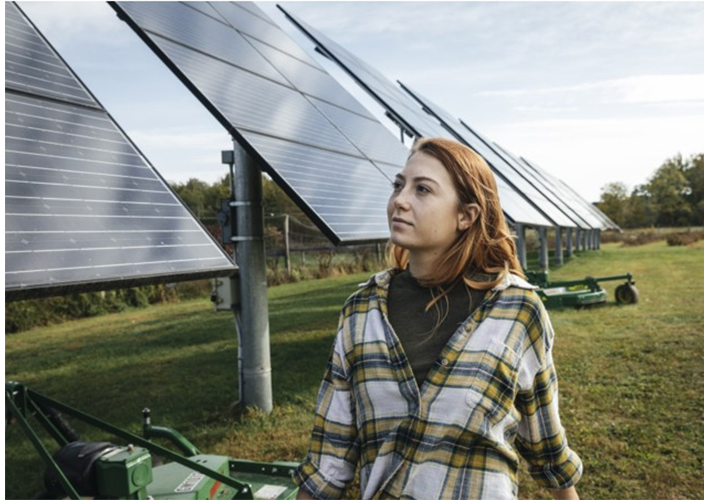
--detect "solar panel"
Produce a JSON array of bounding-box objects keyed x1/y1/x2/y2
[
  {"x1": 280, "y1": 6, "x2": 554, "y2": 229},
  {"x1": 397, "y1": 82, "x2": 580, "y2": 229},
  {"x1": 111, "y1": 1, "x2": 409, "y2": 244},
  {"x1": 519, "y1": 157, "x2": 619, "y2": 230},
  {"x1": 489, "y1": 141, "x2": 601, "y2": 230},
  {"x1": 5, "y1": 2, "x2": 236, "y2": 301}
]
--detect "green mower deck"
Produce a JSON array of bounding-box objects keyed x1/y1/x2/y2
[{"x1": 5, "y1": 382, "x2": 299, "y2": 500}]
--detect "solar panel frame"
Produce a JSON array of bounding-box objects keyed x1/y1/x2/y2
[
  {"x1": 5, "y1": 2, "x2": 237, "y2": 301},
  {"x1": 280, "y1": 6, "x2": 557, "y2": 229},
  {"x1": 111, "y1": 1, "x2": 410, "y2": 245}
]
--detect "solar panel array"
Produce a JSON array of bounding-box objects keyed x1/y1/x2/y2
[
  {"x1": 5, "y1": 2, "x2": 237, "y2": 301},
  {"x1": 280, "y1": 6, "x2": 558, "y2": 229},
  {"x1": 398, "y1": 82, "x2": 582, "y2": 229},
  {"x1": 517, "y1": 156, "x2": 618, "y2": 230},
  {"x1": 111, "y1": 1, "x2": 410, "y2": 244},
  {"x1": 488, "y1": 140, "x2": 611, "y2": 230}
]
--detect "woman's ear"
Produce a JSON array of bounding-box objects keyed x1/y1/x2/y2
[{"x1": 458, "y1": 203, "x2": 481, "y2": 231}]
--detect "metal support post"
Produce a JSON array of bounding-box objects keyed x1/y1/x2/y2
[
  {"x1": 595, "y1": 229, "x2": 601, "y2": 249},
  {"x1": 538, "y1": 227, "x2": 549, "y2": 270},
  {"x1": 283, "y1": 214, "x2": 291, "y2": 274},
  {"x1": 229, "y1": 141, "x2": 272, "y2": 414},
  {"x1": 586, "y1": 230, "x2": 592, "y2": 250},
  {"x1": 554, "y1": 227, "x2": 564, "y2": 266},
  {"x1": 565, "y1": 227, "x2": 573, "y2": 258},
  {"x1": 575, "y1": 227, "x2": 581, "y2": 251},
  {"x1": 515, "y1": 223, "x2": 527, "y2": 270}
]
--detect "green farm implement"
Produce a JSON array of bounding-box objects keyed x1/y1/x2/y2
[
  {"x1": 5, "y1": 382, "x2": 299, "y2": 500},
  {"x1": 526, "y1": 271, "x2": 639, "y2": 309}
]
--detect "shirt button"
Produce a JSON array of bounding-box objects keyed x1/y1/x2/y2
[{"x1": 440, "y1": 358, "x2": 450, "y2": 367}]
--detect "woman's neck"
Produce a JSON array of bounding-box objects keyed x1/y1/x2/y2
[{"x1": 407, "y1": 250, "x2": 444, "y2": 281}]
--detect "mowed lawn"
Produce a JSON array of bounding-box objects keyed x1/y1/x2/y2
[{"x1": 5, "y1": 241, "x2": 703, "y2": 499}]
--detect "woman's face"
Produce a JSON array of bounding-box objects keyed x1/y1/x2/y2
[{"x1": 387, "y1": 152, "x2": 468, "y2": 257}]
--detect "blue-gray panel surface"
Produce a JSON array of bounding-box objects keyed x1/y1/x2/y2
[
  {"x1": 280, "y1": 6, "x2": 554, "y2": 228},
  {"x1": 112, "y1": 1, "x2": 409, "y2": 244},
  {"x1": 4, "y1": 2, "x2": 97, "y2": 107},
  {"x1": 5, "y1": 2, "x2": 236, "y2": 300}
]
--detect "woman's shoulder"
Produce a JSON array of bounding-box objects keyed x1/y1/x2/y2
[
  {"x1": 340, "y1": 268, "x2": 399, "y2": 316},
  {"x1": 491, "y1": 272, "x2": 547, "y2": 315}
]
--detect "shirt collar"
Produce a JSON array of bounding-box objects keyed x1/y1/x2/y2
[{"x1": 360, "y1": 268, "x2": 538, "y2": 292}]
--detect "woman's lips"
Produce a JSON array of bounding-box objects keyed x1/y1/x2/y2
[{"x1": 392, "y1": 217, "x2": 413, "y2": 227}]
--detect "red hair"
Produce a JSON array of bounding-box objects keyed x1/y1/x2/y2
[{"x1": 386, "y1": 138, "x2": 525, "y2": 310}]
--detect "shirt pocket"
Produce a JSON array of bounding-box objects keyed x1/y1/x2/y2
[{"x1": 463, "y1": 339, "x2": 520, "y2": 430}]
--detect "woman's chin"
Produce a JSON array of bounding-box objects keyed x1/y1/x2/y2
[{"x1": 389, "y1": 235, "x2": 415, "y2": 250}]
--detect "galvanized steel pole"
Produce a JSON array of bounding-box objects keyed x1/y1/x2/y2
[
  {"x1": 565, "y1": 227, "x2": 573, "y2": 258},
  {"x1": 538, "y1": 227, "x2": 549, "y2": 270},
  {"x1": 515, "y1": 223, "x2": 527, "y2": 270},
  {"x1": 554, "y1": 227, "x2": 564, "y2": 266},
  {"x1": 231, "y1": 141, "x2": 273, "y2": 414}
]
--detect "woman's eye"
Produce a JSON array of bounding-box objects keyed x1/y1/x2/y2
[
  {"x1": 392, "y1": 181, "x2": 403, "y2": 191},
  {"x1": 416, "y1": 185, "x2": 430, "y2": 194}
]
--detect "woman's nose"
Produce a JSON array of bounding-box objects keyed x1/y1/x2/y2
[{"x1": 393, "y1": 192, "x2": 410, "y2": 210}]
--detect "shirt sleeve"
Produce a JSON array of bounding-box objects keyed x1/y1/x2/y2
[
  {"x1": 514, "y1": 299, "x2": 583, "y2": 490},
  {"x1": 292, "y1": 314, "x2": 360, "y2": 499}
]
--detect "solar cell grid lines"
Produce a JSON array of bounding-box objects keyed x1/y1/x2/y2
[
  {"x1": 112, "y1": 1, "x2": 409, "y2": 244},
  {"x1": 5, "y1": 2, "x2": 236, "y2": 301},
  {"x1": 4, "y1": 2, "x2": 97, "y2": 108},
  {"x1": 280, "y1": 6, "x2": 558, "y2": 229},
  {"x1": 279, "y1": 7, "x2": 447, "y2": 139}
]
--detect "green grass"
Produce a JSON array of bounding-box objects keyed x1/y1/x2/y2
[{"x1": 5, "y1": 242, "x2": 703, "y2": 499}]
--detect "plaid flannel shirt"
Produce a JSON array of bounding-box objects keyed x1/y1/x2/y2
[{"x1": 294, "y1": 268, "x2": 582, "y2": 499}]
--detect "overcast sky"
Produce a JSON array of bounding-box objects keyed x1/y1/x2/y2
[{"x1": 17, "y1": 1, "x2": 704, "y2": 202}]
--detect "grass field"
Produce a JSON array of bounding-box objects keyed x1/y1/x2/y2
[{"x1": 5, "y1": 241, "x2": 703, "y2": 499}]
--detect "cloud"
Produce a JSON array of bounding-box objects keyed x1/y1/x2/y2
[
  {"x1": 128, "y1": 130, "x2": 232, "y2": 184},
  {"x1": 488, "y1": 114, "x2": 704, "y2": 200},
  {"x1": 479, "y1": 74, "x2": 704, "y2": 105},
  {"x1": 18, "y1": 2, "x2": 131, "y2": 47}
]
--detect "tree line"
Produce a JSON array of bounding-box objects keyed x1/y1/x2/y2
[{"x1": 595, "y1": 153, "x2": 703, "y2": 228}]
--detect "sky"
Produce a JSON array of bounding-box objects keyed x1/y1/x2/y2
[{"x1": 16, "y1": 1, "x2": 705, "y2": 202}]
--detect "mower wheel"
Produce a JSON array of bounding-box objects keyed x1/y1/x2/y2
[{"x1": 615, "y1": 283, "x2": 639, "y2": 304}]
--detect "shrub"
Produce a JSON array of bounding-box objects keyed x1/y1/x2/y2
[
  {"x1": 5, "y1": 283, "x2": 195, "y2": 334},
  {"x1": 667, "y1": 230, "x2": 704, "y2": 247}
]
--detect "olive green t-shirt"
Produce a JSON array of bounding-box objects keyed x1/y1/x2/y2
[{"x1": 387, "y1": 269, "x2": 487, "y2": 388}]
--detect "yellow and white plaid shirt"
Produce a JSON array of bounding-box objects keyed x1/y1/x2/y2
[{"x1": 294, "y1": 268, "x2": 583, "y2": 499}]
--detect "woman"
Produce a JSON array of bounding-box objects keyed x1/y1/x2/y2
[{"x1": 294, "y1": 138, "x2": 582, "y2": 500}]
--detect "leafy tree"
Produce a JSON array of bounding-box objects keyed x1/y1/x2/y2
[
  {"x1": 170, "y1": 175, "x2": 310, "y2": 226},
  {"x1": 597, "y1": 182, "x2": 629, "y2": 226},
  {"x1": 683, "y1": 153, "x2": 704, "y2": 225},
  {"x1": 261, "y1": 176, "x2": 310, "y2": 225},
  {"x1": 171, "y1": 178, "x2": 211, "y2": 219},
  {"x1": 625, "y1": 187, "x2": 655, "y2": 229},
  {"x1": 645, "y1": 155, "x2": 693, "y2": 226}
]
